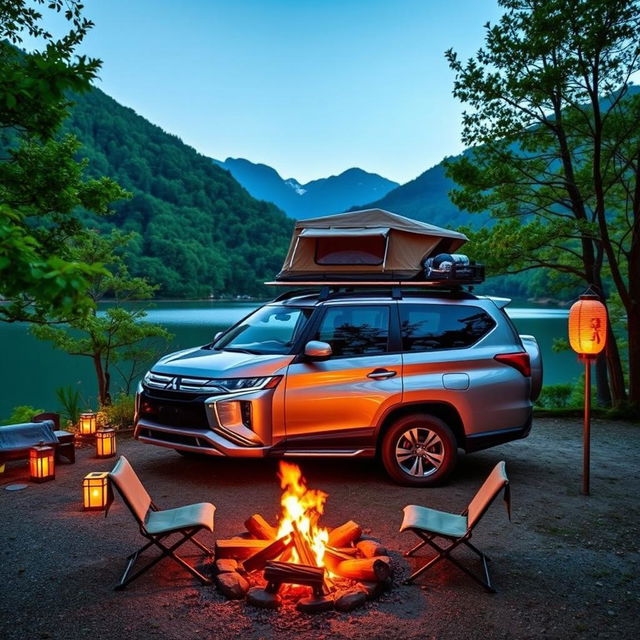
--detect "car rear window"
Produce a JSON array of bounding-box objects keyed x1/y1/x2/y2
[{"x1": 399, "y1": 304, "x2": 495, "y2": 351}]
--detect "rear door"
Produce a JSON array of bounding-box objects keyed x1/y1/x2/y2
[{"x1": 284, "y1": 303, "x2": 402, "y2": 450}]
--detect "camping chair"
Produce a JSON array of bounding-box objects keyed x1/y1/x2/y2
[
  {"x1": 107, "y1": 455, "x2": 216, "y2": 590},
  {"x1": 400, "y1": 460, "x2": 510, "y2": 593}
]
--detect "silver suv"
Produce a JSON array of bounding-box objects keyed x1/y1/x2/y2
[{"x1": 134, "y1": 288, "x2": 542, "y2": 486}]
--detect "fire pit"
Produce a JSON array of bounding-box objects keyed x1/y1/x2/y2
[{"x1": 213, "y1": 462, "x2": 393, "y2": 612}]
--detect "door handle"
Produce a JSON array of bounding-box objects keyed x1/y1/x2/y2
[{"x1": 367, "y1": 368, "x2": 397, "y2": 380}]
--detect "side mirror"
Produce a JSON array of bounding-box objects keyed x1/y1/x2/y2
[
  {"x1": 213, "y1": 331, "x2": 223, "y2": 342},
  {"x1": 304, "y1": 340, "x2": 332, "y2": 360}
]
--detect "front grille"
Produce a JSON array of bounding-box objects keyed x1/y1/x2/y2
[
  {"x1": 139, "y1": 428, "x2": 202, "y2": 448},
  {"x1": 139, "y1": 391, "x2": 210, "y2": 430},
  {"x1": 144, "y1": 371, "x2": 227, "y2": 394}
]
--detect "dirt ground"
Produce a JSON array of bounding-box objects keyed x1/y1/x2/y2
[{"x1": 1, "y1": 417, "x2": 639, "y2": 640}]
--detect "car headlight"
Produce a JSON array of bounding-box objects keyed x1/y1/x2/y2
[{"x1": 217, "y1": 376, "x2": 281, "y2": 392}]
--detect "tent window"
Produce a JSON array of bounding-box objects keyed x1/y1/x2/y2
[{"x1": 315, "y1": 236, "x2": 386, "y2": 265}]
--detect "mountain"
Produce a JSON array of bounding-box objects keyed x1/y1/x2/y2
[
  {"x1": 213, "y1": 157, "x2": 398, "y2": 219},
  {"x1": 62, "y1": 89, "x2": 293, "y2": 298},
  {"x1": 357, "y1": 159, "x2": 489, "y2": 230}
]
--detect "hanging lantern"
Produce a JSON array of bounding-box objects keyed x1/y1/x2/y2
[
  {"x1": 568, "y1": 294, "x2": 608, "y2": 358},
  {"x1": 83, "y1": 472, "x2": 110, "y2": 511},
  {"x1": 79, "y1": 412, "x2": 97, "y2": 435},
  {"x1": 95, "y1": 428, "x2": 116, "y2": 458},
  {"x1": 29, "y1": 444, "x2": 55, "y2": 483}
]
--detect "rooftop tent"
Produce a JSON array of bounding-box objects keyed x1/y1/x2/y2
[{"x1": 276, "y1": 208, "x2": 469, "y2": 281}]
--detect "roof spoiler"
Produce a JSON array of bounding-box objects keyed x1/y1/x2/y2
[{"x1": 487, "y1": 296, "x2": 512, "y2": 310}]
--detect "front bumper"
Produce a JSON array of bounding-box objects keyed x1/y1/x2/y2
[{"x1": 134, "y1": 385, "x2": 277, "y2": 457}]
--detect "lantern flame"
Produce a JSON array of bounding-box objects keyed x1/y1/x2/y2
[{"x1": 276, "y1": 461, "x2": 329, "y2": 566}]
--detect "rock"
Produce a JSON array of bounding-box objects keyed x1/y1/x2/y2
[
  {"x1": 357, "y1": 580, "x2": 385, "y2": 600},
  {"x1": 215, "y1": 558, "x2": 239, "y2": 574},
  {"x1": 215, "y1": 571, "x2": 249, "y2": 599},
  {"x1": 246, "y1": 587, "x2": 282, "y2": 609},
  {"x1": 334, "y1": 589, "x2": 367, "y2": 612},
  {"x1": 296, "y1": 595, "x2": 334, "y2": 613}
]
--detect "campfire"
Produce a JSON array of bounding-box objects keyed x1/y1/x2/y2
[{"x1": 214, "y1": 462, "x2": 392, "y2": 612}]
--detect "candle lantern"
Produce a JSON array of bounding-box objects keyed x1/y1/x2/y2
[
  {"x1": 29, "y1": 444, "x2": 55, "y2": 482},
  {"x1": 83, "y1": 472, "x2": 110, "y2": 510},
  {"x1": 79, "y1": 412, "x2": 97, "y2": 435},
  {"x1": 568, "y1": 293, "x2": 608, "y2": 496},
  {"x1": 95, "y1": 428, "x2": 116, "y2": 458}
]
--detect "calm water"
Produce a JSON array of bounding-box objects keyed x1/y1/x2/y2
[{"x1": 0, "y1": 301, "x2": 579, "y2": 419}]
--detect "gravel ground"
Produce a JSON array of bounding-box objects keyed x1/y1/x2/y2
[{"x1": 1, "y1": 417, "x2": 639, "y2": 640}]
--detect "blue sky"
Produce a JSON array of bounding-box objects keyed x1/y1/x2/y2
[{"x1": 38, "y1": 0, "x2": 503, "y2": 184}]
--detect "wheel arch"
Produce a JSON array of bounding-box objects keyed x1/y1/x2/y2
[{"x1": 376, "y1": 401, "x2": 465, "y2": 454}]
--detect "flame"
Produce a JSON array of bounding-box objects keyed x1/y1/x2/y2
[{"x1": 276, "y1": 461, "x2": 329, "y2": 566}]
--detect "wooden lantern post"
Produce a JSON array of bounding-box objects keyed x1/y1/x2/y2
[
  {"x1": 29, "y1": 444, "x2": 55, "y2": 483},
  {"x1": 568, "y1": 294, "x2": 608, "y2": 496},
  {"x1": 95, "y1": 428, "x2": 116, "y2": 458},
  {"x1": 83, "y1": 472, "x2": 110, "y2": 510},
  {"x1": 79, "y1": 412, "x2": 97, "y2": 436}
]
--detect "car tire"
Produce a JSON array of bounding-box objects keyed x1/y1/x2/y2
[{"x1": 381, "y1": 414, "x2": 458, "y2": 486}]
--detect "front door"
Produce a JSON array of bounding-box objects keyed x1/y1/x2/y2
[{"x1": 284, "y1": 304, "x2": 402, "y2": 451}]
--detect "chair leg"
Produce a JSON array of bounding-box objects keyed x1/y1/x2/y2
[
  {"x1": 115, "y1": 529, "x2": 212, "y2": 590},
  {"x1": 404, "y1": 531, "x2": 496, "y2": 593},
  {"x1": 404, "y1": 538, "x2": 428, "y2": 557}
]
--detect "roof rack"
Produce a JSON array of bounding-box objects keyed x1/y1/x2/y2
[{"x1": 266, "y1": 282, "x2": 478, "y2": 302}]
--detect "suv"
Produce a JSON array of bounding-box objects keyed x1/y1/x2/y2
[{"x1": 134, "y1": 288, "x2": 542, "y2": 486}]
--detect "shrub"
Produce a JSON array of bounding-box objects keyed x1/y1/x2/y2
[
  {"x1": 1, "y1": 405, "x2": 45, "y2": 426},
  {"x1": 535, "y1": 384, "x2": 576, "y2": 409},
  {"x1": 56, "y1": 386, "x2": 84, "y2": 427},
  {"x1": 101, "y1": 393, "x2": 135, "y2": 430}
]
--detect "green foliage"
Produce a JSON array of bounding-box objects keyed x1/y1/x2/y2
[
  {"x1": 55, "y1": 385, "x2": 83, "y2": 427},
  {"x1": 101, "y1": 393, "x2": 135, "y2": 430},
  {"x1": 0, "y1": 1, "x2": 129, "y2": 323},
  {"x1": 1, "y1": 405, "x2": 45, "y2": 426},
  {"x1": 61, "y1": 88, "x2": 294, "y2": 298},
  {"x1": 535, "y1": 384, "x2": 577, "y2": 410},
  {"x1": 32, "y1": 230, "x2": 173, "y2": 405},
  {"x1": 445, "y1": 0, "x2": 640, "y2": 411}
]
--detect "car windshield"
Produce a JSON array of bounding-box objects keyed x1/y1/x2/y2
[{"x1": 215, "y1": 306, "x2": 313, "y2": 355}]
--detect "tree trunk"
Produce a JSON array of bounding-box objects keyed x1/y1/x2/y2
[
  {"x1": 93, "y1": 353, "x2": 108, "y2": 407},
  {"x1": 627, "y1": 304, "x2": 640, "y2": 417},
  {"x1": 604, "y1": 319, "x2": 627, "y2": 410}
]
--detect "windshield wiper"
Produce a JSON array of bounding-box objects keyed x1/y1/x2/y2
[{"x1": 222, "y1": 347, "x2": 259, "y2": 354}]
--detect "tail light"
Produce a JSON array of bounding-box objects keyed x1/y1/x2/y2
[{"x1": 494, "y1": 352, "x2": 531, "y2": 377}]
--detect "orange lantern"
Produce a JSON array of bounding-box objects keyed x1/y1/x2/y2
[
  {"x1": 83, "y1": 472, "x2": 110, "y2": 510},
  {"x1": 95, "y1": 428, "x2": 116, "y2": 458},
  {"x1": 79, "y1": 412, "x2": 97, "y2": 435},
  {"x1": 29, "y1": 444, "x2": 55, "y2": 483},
  {"x1": 568, "y1": 295, "x2": 608, "y2": 358}
]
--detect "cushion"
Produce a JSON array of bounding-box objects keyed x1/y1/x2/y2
[{"x1": 400, "y1": 504, "x2": 468, "y2": 537}]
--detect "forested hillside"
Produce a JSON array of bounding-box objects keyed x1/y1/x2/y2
[{"x1": 63, "y1": 88, "x2": 293, "y2": 298}]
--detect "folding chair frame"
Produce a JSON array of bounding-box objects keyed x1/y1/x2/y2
[
  {"x1": 401, "y1": 461, "x2": 510, "y2": 593},
  {"x1": 109, "y1": 470, "x2": 214, "y2": 591},
  {"x1": 404, "y1": 519, "x2": 495, "y2": 593}
]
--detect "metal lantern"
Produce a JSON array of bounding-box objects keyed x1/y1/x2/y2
[
  {"x1": 568, "y1": 293, "x2": 608, "y2": 496},
  {"x1": 83, "y1": 472, "x2": 110, "y2": 511},
  {"x1": 568, "y1": 294, "x2": 607, "y2": 358},
  {"x1": 95, "y1": 428, "x2": 116, "y2": 458},
  {"x1": 29, "y1": 444, "x2": 55, "y2": 483},
  {"x1": 79, "y1": 412, "x2": 97, "y2": 435}
]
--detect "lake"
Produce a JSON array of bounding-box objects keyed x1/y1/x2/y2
[{"x1": 0, "y1": 301, "x2": 579, "y2": 419}]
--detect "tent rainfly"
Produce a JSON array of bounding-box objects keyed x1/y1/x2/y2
[{"x1": 276, "y1": 208, "x2": 469, "y2": 282}]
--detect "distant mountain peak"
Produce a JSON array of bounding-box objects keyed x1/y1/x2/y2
[{"x1": 214, "y1": 157, "x2": 399, "y2": 218}]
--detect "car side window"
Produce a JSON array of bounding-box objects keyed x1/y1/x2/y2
[
  {"x1": 400, "y1": 304, "x2": 495, "y2": 351},
  {"x1": 316, "y1": 306, "x2": 390, "y2": 357}
]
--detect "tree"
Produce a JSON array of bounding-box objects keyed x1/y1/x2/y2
[
  {"x1": 32, "y1": 230, "x2": 172, "y2": 406},
  {"x1": 445, "y1": 0, "x2": 640, "y2": 413},
  {"x1": 0, "y1": 0, "x2": 127, "y2": 322}
]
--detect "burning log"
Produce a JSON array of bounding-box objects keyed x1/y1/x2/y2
[
  {"x1": 326, "y1": 556, "x2": 392, "y2": 582},
  {"x1": 242, "y1": 535, "x2": 293, "y2": 573},
  {"x1": 215, "y1": 539, "x2": 271, "y2": 559},
  {"x1": 244, "y1": 513, "x2": 278, "y2": 540},
  {"x1": 290, "y1": 521, "x2": 332, "y2": 594},
  {"x1": 356, "y1": 539, "x2": 388, "y2": 558},
  {"x1": 327, "y1": 520, "x2": 362, "y2": 547},
  {"x1": 264, "y1": 561, "x2": 325, "y2": 596}
]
